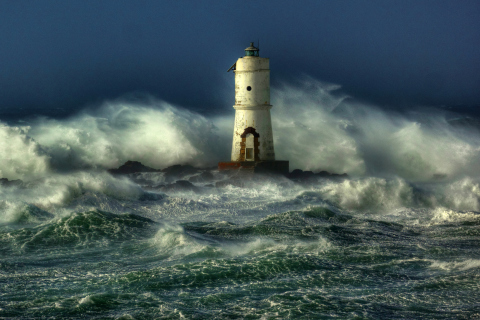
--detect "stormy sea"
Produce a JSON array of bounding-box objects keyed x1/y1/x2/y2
[{"x1": 1, "y1": 81, "x2": 480, "y2": 319}]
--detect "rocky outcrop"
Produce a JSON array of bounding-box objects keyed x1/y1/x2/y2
[
  {"x1": 285, "y1": 169, "x2": 348, "y2": 185},
  {"x1": 107, "y1": 160, "x2": 348, "y2": 189},
  {"x1": 287, "y1": 169, "x2": 315, "y2": 181},
  {"x1": 315, "y1": 171, "x2": 348, "y2": 179},
  {"x1": 108, "y1": 161, "x2": 160, "y2": 175}
]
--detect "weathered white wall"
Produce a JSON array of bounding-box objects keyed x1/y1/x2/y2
[
  {"x1": 234, "y1": 57, "x2": 270, "y2": 106},
  {"x1": 231, "y1": 56, "x2": 275, "y2": 161}
]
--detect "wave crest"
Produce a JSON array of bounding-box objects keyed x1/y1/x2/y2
[{"x1": 0, "y1": 210, "x2": 157, "y2": 251}]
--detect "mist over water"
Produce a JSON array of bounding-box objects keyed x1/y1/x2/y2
[{"x1": 2, "y1": 79, "x2": 480, "y2": 318}]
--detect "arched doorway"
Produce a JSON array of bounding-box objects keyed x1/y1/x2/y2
[{"x1": 239, "y1": 127, "x2": 260, "y2": 161}]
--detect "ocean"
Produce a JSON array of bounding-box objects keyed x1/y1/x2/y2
[{"x1": 1, "y1": 82, "x2": 480, "y2": 319}]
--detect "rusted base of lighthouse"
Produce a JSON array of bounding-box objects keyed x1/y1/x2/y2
[{"x1": 218, "y1": 160, "x2": 289, "y2": 175}]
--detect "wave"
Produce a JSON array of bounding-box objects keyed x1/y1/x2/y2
[
  {"x1": 0, "y1": 210, "x2": 157, "y2": 252},
  {"x1": 2, "y1": 77, "x2": 480, "y2": 184},
  {"x1": 318, "y1": 177, "x2": 413, "y2": 211},
  {"x1": 182, "y1": 208, "x2": 346, "y2": 246},
  {"x1": 310, "y1": 176, "x2": 480, "y2": 214},
  {"x1": 0, "y1": 171, "x2": 149, "y2": 217},
  {"x1": 3, "y1": 169, "x2": 480, "y2": 228},
  {"x1": 272, "y1": 77, "x2": 480, "y2": 181},
  {"x1": 0, "y1": 125, "x2": 50, "y2": 181},
  {"x1": 0, "y1": 99, "x2": 227, "y2": 181},
  {"x1": 0, "y1": 201, "x2": 54, "y2": 224},
  {"x1": 145, "y1": 209, "x2": 337, "y2": 262},
  {"x1": 429, "y1": 259, "x2": 480, "y2": 271}
]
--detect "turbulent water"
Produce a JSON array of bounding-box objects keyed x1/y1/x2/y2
[{"x1": 2, "y1": 81, "x2": 480, "y2": 319}]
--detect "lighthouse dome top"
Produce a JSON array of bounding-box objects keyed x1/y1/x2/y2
[{"x1": 244, "y1": 42, "x2": 259, "y2": 57}]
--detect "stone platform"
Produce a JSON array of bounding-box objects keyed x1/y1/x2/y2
[{"x1": 218, "y1": 161, "x2": 289, "y2": 175}]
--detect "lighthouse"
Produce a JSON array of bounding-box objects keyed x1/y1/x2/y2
[{"x1": 219, "y1": 42, "x2": 289, "y2": 174}]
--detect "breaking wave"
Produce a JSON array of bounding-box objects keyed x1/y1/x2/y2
[
  {"x1": 2, "y1": 78, "x2": 480, "y2": 184},
  {"x1": 0, "y1": 210, "x2": 157, "y2": 253},
  {"x1": 0, "y1": 171, "x2": 145, "y2": 215},
  {"x1": 0, "y1": 99, "x2": 226, "y2": 181},
  {"x1": 272, "y1": 77, "x2": 480, "y2": 181},
  {"x1": 0, "y1": 125, "x2": 50, "y2": 180}
]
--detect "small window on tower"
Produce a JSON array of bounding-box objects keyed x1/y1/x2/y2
[
  {"x1": 247, "y1": 86, "x2": 252, "y2": 91},
  {"x1": 246, "y1": 148, "x2": 253, "y2": 160}
]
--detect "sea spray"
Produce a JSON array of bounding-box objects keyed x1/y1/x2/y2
[
  {"x1": 272, "y1": 78, "x2": 480, "y2": 181},
  {"x1": 0, "y1": 171, "x2": 146, "y2": 220},
  {"x1": 318, "y1": 177, "x2": 414, "y2": 211},
  {"x1": 0, "y1": 124, "x2": 50, "y2": 180},
  {"x1": 2, "y1": 80, "x2": 480, "y2": 182},
  {"x1": 272, "y1": 78, "x2": 365, "y2": 175},
  {"x1": 27, "y1": 100, "x2": 224, "y2": 171}
]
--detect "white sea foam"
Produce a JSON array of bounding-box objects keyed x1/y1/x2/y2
[
  {"x1": 152, "y1": 224, "x2": 211, "y2": 257},
  {"x1": 150, "y1": 220, "x2": 332, "y2": 262},
  {"x1": 428, "y1": 207, "x2": 480, "y2": 225},
  {"x1": 318, "y1": 177, "x2": 413, "y2": 211},
  {"x1": 0, "y1": 201, "x2": 54, "y2": 224},
  {"x1": 434, "y1": 177, "x2": 480, "y2": 212},
  {"x1": 272, "y1": 79, "x2": 365, "y2": 176},
  {"x1": 0, "y1": 124, "x2": 50, "y2": 180},
  {"x1": 78, "y1": 295, "x2": 94, "y2": 305},
  {"x1": 2, "y1": 77, "x2": 480, "y2": 224},
  {"x1": 2, "y1": 79, "x2": 480, "y2": 183},
  {"x1": 0, "y1": 99, "x2": 227, "y2": 182},
  {"x1": 272, "y1": 77, "x2": 480, "y2": 181},
  {"x1": 0, "y1": 201, "x2": 29, "y2": 223},
  {"x1": 309, "y1": 175, "x2": 480, "y2": 217},
  {"x1": 429, "y1": 259, "x2": 480, "y2": 271},
  {"x1": 0, "y1": 171, "x2": 143, "y2": 217},
  {"x1": 28, "y1": 100, "x2": 225, "y2": 172},
  {"x1": 225, "y1": 236, "x2": 332, "y2": 257}
]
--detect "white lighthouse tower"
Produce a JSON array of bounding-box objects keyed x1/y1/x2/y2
[
  {"x1": 230, "y1": 42, "x2": 275, "y2": 162},
  {"x1": 219, "y1": 42, "x2": 288, "y2": 174}
]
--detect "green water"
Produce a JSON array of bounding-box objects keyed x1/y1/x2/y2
[{"x1": 1, "y1": 201, "x2": 479, "y2": 319}]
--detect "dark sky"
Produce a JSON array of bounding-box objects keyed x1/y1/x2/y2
[{"x1": 1, "y1": 0, "x2": 479, "y2": 119}]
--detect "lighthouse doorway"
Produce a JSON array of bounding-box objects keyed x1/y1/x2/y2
[
  {"x1": 245, "y1": 134, "x2": 254, "y2": 160},
  {"x1": 240, "y1": 127, "x2": 260, "y2": 161}
]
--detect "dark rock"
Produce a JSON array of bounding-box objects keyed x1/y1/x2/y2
[
  {"x1": 287, "y1": 169, "x2": 315, "y2": 182},
  {"x1": 316, "y1": 171, "x2": 331, "y2": 177},
  {"x1": 108, "y1": 161, "x2": 159, "y2": 175},
  {"x1": 0, "y1": 178, "x2": 24, "y2": 188},
  {"x1": 287, "y1": 169, "x2": 303, "y2": 179},
  {"x1": 201, "y1": 166, "x2": 219, "y2": 171},
  {"x1": 315, "y1": 171, "x2": 349, "y2": 179}
]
